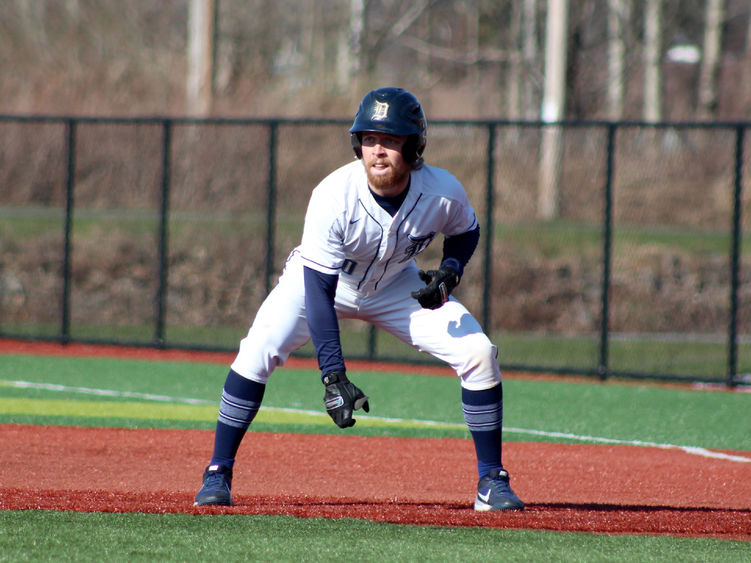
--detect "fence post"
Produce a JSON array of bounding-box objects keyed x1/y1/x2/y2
[
  {"x1": 265, "y1": 121, "x2": 278, "y2": 295},
  {"x1": 727, "y1": 125, "x2": 745, "y2": 387},
  {"x1": 61, "y1": 119, "x2": 76, "y2": 345},
  {"x1": 598, "y1": 123, "x2": 616, "y2": 380},
  {"x1": 155, "y1": 119, "x2": 172, "y2": 347},
  {"x1": 482, "y1": 123, "x2": 496, "y2": 332}
]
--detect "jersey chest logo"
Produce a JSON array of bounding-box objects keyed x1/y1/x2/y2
[{"x1": 399, "y1": 232, "x2": 435, "y2": 263}]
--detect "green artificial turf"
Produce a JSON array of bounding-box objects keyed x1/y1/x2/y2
[
  {"x1": 1, "y1": 511, "x2": 748, "y2": 563},
  {"x1": 1, "y1": 354, "x2": 749, "y2": 450},
  {"x1": 1, "y1": 353, "x2": 749, "y2": 561}
]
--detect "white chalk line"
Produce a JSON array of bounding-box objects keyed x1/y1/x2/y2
[
  {"x1": 3, "y1": 379, "x2": 750, "y2": 464},
  {"x1": 3, "y1": 380, "x2": 216, "y2": 405}
]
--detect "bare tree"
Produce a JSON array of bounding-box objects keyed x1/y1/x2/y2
[
  {"x1": 187, "y1": 0, "x2": 215, "y2": 115},
  {"x1": 16, "y1": 0, "x2": 47, "y2": 48},
  {"x1": 697, "y1": 0, "x2": 724, "y2": 119},
  {"x1": 301, "y1": 0, "x2": 329, "y2": 84},
  {"x1": 538, "y1": 0, "x2": 569, "y2": 220},
  {"x1": 465, "y1": 0, "x2": 480, "y2": 88},
  {"x1": 607, "y1": 0, "x2": 630, "y2": 120},
  {"x1": 66, "y1": 0, "x2": 81, "y2": 24},
  {"x1": 360, "y1": 0, "x2": 431, "y2": 74},
  {"x1": 744, "y1": 5, "x2": 751, "y2": 116},
  {"x1": 522, "y1": 0, "x2": 540, "y2": 120},
  {"x1": 643, "y1": 0, "x2": 663, "y2": 122},
  {"x1": 507, "y1": 0, "x2": 523, "y2": 118},
  {"x1": 337, "y1": 0, "x2": 364, "y2": 90}
]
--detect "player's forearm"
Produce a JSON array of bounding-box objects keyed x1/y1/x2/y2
[
  {"x1": 441, "y1": 225, "x2": 480, "y2": 276},
  {"x1": 303, "y1": 266, "x2": 346, "y2": 376}
]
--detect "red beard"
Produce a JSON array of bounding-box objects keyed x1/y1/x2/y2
[{"x1": 365, "y1": 160, "x2": 410, "y2": 191}]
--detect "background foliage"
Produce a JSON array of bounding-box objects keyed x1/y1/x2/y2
[
  {"x1": 2, "y1": 1, "x2": 750, "y2": 382},
  {"x1": 2, "y1": 0, "x2": 751, "y2": 120}
]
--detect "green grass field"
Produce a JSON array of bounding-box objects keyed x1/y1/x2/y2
[{"x1": 1, "y1": 353, "x2": 749, "y2": 561}]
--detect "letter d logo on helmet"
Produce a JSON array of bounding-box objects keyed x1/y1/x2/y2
[
  {"x1": 349, "y1": 87, "x2": 427, "y2": 168},
  {"x1": 371, "y1": 101, "x2": 390, "y2": 121}
]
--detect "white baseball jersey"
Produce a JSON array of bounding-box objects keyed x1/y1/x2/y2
[
  {"x1": 298, "y1": 160, "x2": 479, "y2": 294},
  {"x1": 231, "y1": 159, "x2": 501, "y2": 391}
]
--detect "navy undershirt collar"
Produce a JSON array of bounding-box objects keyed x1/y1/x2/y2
[{"x1": 369, "y1": 179, "x2": 410, "y2": 217}]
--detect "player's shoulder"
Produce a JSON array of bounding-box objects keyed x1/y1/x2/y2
[
  {"x1": 414, "y1": 163, "x2": 466, "y2": 199},
  {"x1": 312, "y1": 161, "x2": 365, "y2": 202},
  {"x1": 313, "y1": 161, "x2": 364, "y2": 197},
  {"x1": 309, "y1": 162, "x2": 365, "y2": 217}
]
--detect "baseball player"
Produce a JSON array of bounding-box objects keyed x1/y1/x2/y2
[{"x1": 194, "y1": 87, "x2": 524, "y2": 511}]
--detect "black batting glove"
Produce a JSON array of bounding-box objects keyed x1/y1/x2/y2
[
  {"x1": 322, "y1": 370, "x2": 370, "y2": 428},
  {"x1": 410, "y1": 264, "x2": 460, "y2": 309}
]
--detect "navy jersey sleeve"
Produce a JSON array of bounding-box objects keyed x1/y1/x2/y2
[
  {"x1": 303, "y1": 266, "x2": 345, "y2": 376},
  {"x1": 441, "y1": 225, "x2": 480, "y2": 277}
]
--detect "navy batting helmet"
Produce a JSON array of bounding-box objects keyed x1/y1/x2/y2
[{"x1": 349, "y1": 87, "x2": 427, "y2": 168}]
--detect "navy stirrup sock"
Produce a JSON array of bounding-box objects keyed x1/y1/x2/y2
[
  {"x1": 462, "y1": 384, "x2": 504, "y2": 478},
  {"x1": 210, "y1": 369, "x2": 266, "y2": 470}
]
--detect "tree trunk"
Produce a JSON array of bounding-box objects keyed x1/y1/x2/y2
[
  {"x1": 337, "y1": 0, "x2": 364, "y2": 91},
  {"x1": 17, "y1": 0, "x2": 47, "y2": 47},
  {"x1": 607, "y1": 0, "x2": 630, "y2": 120},
  {"x1": 643, "y1": 0, "x2": 663, "y2": 122},
  {"x1": 697, "y1": 0, "x2": 724, "y2": 119},
  {"x1": 523, "y1": 0, "x2": 539, "y2": 120},
  {"x1": 466, "y1": 0, "x2": 480, "y2": 88},
  {"x1": 538, "y1": 0, "x2": 568, "y2": 220},
  {"x1": 186, "y1": 0, "x2": 215, "y2": 115},
  {"x1": 506, "y1": 0, "x2": 522, "y2": 118},
  {"x1": 744, "y1": 7, "x2": 751, "y2": 116}
]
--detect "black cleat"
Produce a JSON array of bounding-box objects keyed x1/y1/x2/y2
[
  {"x1": 474, "y1": 468, "x2": 525, "y2": 511},
  {"x1": 194, "y1": 464, "x2": 234, "y2": 506}
]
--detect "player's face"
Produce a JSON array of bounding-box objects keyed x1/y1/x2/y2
[{"x1": 360, "y1": 132, "x2": 411, "y2": 196}]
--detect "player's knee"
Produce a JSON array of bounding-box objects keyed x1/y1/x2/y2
[{"x1": 457, "y1": 337, "x2": 501, "y2": 390}]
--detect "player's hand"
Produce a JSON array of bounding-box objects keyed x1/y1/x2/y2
[
  {"x1": 322, "y1": 370, "x2": 369, "y2": 428},
  {"x1": 411, "y1": 264, "x2": 460, "y2": 309}
]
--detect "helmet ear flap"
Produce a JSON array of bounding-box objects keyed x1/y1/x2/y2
[
  {"x1": 350, "y1": 132, "x2": 363, "y2": 159},
  {"x1": 402, "y1": 135, "x2": 425, "y2": 169}
]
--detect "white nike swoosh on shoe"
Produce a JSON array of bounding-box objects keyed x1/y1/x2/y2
[{"x1": 478, "y1": 489, "x2": 491, "y2": 503}]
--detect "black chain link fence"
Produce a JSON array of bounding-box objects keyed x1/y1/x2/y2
[{"x1": 1, "y1": 115, "x2": 748, "y2": 386}]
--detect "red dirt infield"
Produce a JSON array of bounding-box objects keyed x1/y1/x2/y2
[{"x1": 1, "y1": 339, "x2": 750, "y2": 540}]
